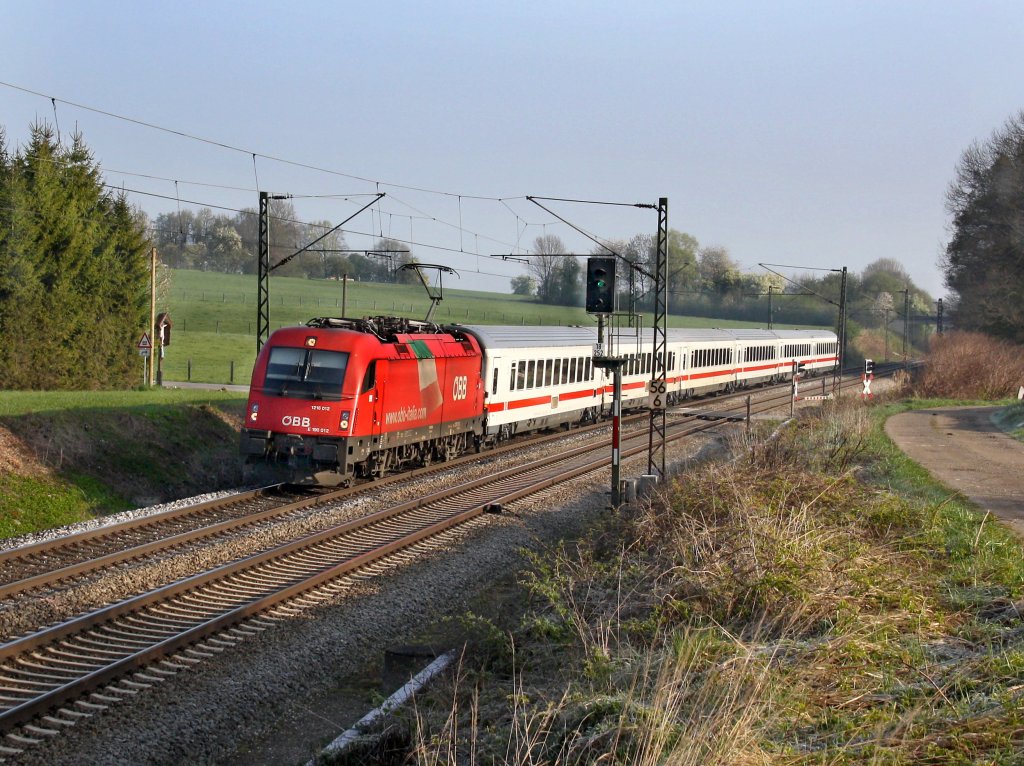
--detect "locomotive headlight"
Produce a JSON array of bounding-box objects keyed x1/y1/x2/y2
[
  {"x1": 340, "y1": 410, "x2": 351, "y2": 431},
  {"x1": 249, "y1": 402, "x2": 259, "y2": 422}
]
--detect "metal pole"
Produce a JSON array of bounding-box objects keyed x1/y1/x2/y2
[
  {"x1": 257, "y1": 192, "x2": 270, "y2": 354},
  {"x1": 791, "y1": 360, "x2": 797, "y2": 417},
  {"x1": 648, "y1": 197, "x2": 668, "y2": 479},
  {"x1": 902, "y1": 288, "x2": 910, "y2": 370},
  {"x1": 612, "y1": 365, "x2": 622, "y2": 507},
  {"x1": 342, "y1": 273, "x2": 348, "y2": 317},
  {"x1": 768, "y1": 285, "x2": 774, "y2": 329},
  {"x1": 835, "y1": 266, "x2": 847, "y2": 395},
  {"x1": 884, "y1": 308, "x2": 890, "y2": 361},
  {"x1": 746, "y1": 395, "x2": 751, "y2": 434},
  {"x1": 149, "y1": 247, "x2": 156, "y2": 386}
]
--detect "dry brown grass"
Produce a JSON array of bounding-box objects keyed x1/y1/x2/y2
[
  {"x1": 914, "y1": 331, "x2": 1024, "y2": 399},
  {"x1": 390, "y1": 401, "x2": 1024, "y2": 766},
  {"x1": 0, "y1": 424, "x2": 50, "y2": 477}
]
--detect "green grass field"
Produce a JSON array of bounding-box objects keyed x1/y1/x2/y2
[
  {"x1": 160, "y1": 269, "x2": 823, "y2": 384},
  {"x1": 0, "y1": 388, "x2": 247, "y2": 417}
]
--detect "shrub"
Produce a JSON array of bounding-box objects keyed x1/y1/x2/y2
[{"x1": 915, "y1": 331, "x2": 1024, "y2": 399}]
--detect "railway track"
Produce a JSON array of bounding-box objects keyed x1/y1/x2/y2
[
  {"x1": 0, "y1": 363, "x2": 895, "y2": 607},
  {"x1": 0, "y1": 367, "x2": 845, "y2": 605},
  {"x1": 0, "y1": 364, "x2": 895, "y2": 755}
]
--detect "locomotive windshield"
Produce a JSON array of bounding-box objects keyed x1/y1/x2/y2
[{"x1": 262, "y1": 346, "x2": 349, "y2": 400}]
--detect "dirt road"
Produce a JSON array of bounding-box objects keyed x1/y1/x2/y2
[{"x1": 885, "y1": 406, "x2": 1024, "y2": 538}]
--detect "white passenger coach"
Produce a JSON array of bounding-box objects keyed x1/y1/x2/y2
[{"x1": 456, "y1": 325, "x2": 839, "y2": 442}]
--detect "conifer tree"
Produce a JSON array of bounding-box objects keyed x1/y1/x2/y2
[{"x1": 0, "y1": 122, "x2": 151, "y2": 389}]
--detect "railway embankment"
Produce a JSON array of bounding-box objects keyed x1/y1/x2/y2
[
  {"x1": 384, "y1": 398, "x2": 1024, "y2": 765},
  {"x1": 3, "y1": 375, "x2": 1023, "y2": 764},
  {"x1": 0, "y1": 392, "x2": 247, "y2": 540}
]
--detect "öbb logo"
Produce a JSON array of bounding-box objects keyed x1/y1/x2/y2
[
  {"x1": 282, "y1": 415, "x2": 311, "y2": 428},
  {"x1": 452, "y1": 375, "x2": 468, "y2": 401}
]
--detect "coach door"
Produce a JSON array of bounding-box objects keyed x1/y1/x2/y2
[{"x1": 489, "y1": 356, "x2": 502, "y2": 409}]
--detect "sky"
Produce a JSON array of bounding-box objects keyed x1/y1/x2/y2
[{"x1": 2, "y1": 0, "x2": 1022, "y2": 300}]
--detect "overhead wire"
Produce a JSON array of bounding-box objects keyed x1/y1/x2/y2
[
  {"x1": 0, "y1": 79, "x2": 521, "y2": 201},
  {"x1": 0, "y1": 79, "x2": 611, "y2": 270}
]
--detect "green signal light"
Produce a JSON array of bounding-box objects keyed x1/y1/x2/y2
[{"x1": 596, "y1": 279, "x2": 606, "y2": 287}]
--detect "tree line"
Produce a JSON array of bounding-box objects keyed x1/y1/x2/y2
[
  {"x1": 943, "y1": 110, "x2": 1024, "y2": 343},
  {"x1": 519, "y1": 233, "x2": 935, "y2": 339},
  {"x1": 0, "y1": 123, "x2": 151, "y2": 389},
  {"x1": 151, "y1": 203, "x2": 420, "y2": 284}
]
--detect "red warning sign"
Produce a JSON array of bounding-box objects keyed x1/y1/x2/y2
[{"x1": 138, "y1": 333, "x2": 152, "y2": 350}]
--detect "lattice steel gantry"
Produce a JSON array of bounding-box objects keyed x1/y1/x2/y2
[{"x1": 648, "y1": 197, "x2": 668, "y2": 479}]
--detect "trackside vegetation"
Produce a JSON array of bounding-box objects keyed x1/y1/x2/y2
[
  {"x1": 912, "y1": 331, "x2": 1024, "y2": 400},
  {"x1": 0, "y1": 389, "x2": 246, "y2": 539},
  {"x1": 0, "y1": 123, "x2": 151, "y2": 389},
  {"x1": 370, "y1": 398, "x2": 1024, "y2": 765}
]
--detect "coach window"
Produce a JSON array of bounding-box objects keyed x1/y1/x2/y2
[
  {"x1": 585, "y1": 358, "x2": 592, "y2": 380},
  {"x1": 527, "y1": 360, "x2": 536, "y2": 388},
  {"x1": 492, "y1": 367, "x2": 499, "y2": 395}
]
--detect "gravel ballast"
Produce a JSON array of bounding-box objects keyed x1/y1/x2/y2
[{"x1": 12, "y1": 424, "x2": 729, "y2": 766}]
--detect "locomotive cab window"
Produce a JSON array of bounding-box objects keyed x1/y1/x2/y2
[{"x1": 263, "y1": 346, "x2": 348, "y2": 401}]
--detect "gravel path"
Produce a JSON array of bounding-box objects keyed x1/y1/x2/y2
[
  {"x1": 885, "y1": 406, "x2": 1024, "y2": 538},
  {"x1": 13, "y1": 425, "x2": 726, "y2": 766}
]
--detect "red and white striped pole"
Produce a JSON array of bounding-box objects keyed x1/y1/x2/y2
[
  {"x1": 611, "y1": 364, "x2": 622, "y2": 506},
  {"x1": 861, "y1": 358, "x2": 874, "y2": 400}
]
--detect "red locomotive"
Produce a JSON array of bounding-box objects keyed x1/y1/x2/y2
[{"x1": 240, "y1": 316, "x2": 484, "y2": 485}]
